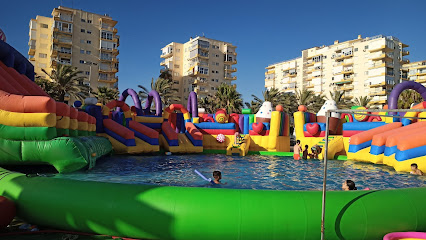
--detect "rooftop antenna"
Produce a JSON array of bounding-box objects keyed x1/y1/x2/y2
[{"x1": 202, "y1": 32, "x2": 205, "y2": 37}]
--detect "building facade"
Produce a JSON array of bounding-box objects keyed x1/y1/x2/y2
[
  {"x1": 28, "y1": 6, "x2": 119, "y2": 101},
  {"x1": 403, "y1": 60, "x2": 426, "y2": 86},
  {"x1": 160, "y1": 36, "x2": 237, "y2": 103},
  {"x1": 265, "y1": 35, "x2": 409, "y2": 107}
]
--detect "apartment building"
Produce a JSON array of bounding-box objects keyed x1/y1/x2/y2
[
  {"x1": 28, "y1": 6, "x2": 119, "y2": 102},
  {"x1": 403, "y1": 60, "x2": 426, "y2": 86},
  {"x1": 265, "y1": 35, "x2": 409, "y2": 107},
  {"x1": 160, "y1": 36, "x2": 237, "y2": 103}
]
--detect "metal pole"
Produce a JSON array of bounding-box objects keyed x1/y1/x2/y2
[{"x1": 321, "y1": 110, "x2": 331, "y2": 240}]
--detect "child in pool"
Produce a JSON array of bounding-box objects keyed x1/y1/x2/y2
[
  {"x1": 213, "y1": 170, "x2": 222, "y2": 184},
  {"x1": 302, "y1": 145, "x2": 309, "y2": 160},
  {"x1": 293, "y1": 140, "x2": 302, "y2": 160},
  {"x1": 410, "y1": 163, "x2": 424, "y2": 176},
  {"x1": 342, "y1": 180, "x2": 357, "y2": 191}
]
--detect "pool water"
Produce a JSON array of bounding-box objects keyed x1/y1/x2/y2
[{"x1": 53, "y1": 154, "x2": 426, "y2": 191}]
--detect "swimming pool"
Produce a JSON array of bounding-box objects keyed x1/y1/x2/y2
[{"x1": 52, "y1": 154, "x2": 426, "y2": 190}]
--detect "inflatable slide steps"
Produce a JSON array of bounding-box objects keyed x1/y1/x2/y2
[
  {"x1": 160, "y1": 122, "x2": 203, "y2": 153},
  {"x1": 317, "y1": 136, "x2": 344, "y2": 160},
  {"x1": 0, "y1": 41, "x2": 112, "y2": 172},
  {"x1": 101, "y1": 119, "x2": 159, "y2": 154},
  {"x1": 226, "y1": 134, "x2": 251, "y2": 156},
  {"x1": 347, "y1": 122, "x2": 402, "y2": 162}
]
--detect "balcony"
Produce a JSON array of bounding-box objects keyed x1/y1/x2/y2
[
  {"x1": 53, "y1": 27, "x2": 72, "y2": 35},
  {"x1": 54, "y1": 16, "x2": 73, "y2": 23},
  {"x1": 194, "y1": 79, "x2": 207, "y2": 85},
  {"x1": 344, "y1": 95, "x2": 353, "y2": 99},
  {"x1": 225, "y1": 67, "x2": 237, "y2": 72},
  {"x1": 369, "y1": 90, "x2": 386, "y2": 96},
  {"x1": 160, "y1": 51, "x2": 173, "y2": 58},
  {"x1": 305, "y1": 61, "x2": 314, "y2": 67},
  {"x1": 51, "y1": 59, "x2": 72, "y2": 67},
  {"x1": 342, "y1": 68, "x2": 354, "y2": 74},
  {"x1": 305, "y1": 84, "x2": 314, "y2": 89},
  {"x1": 55, "y1": 37, "x2": 73, "y2": 46},
  {"x1": 224, "y1": 58, "x2": 237, "y2": 65},
  {"x1": 335, "y1": 78, "x2": 353, "y2": 85},
  {"x1": 194, "y1": 87, "x2": 209, "y2": 94},
  {"x1": 335, "y1": 54, "x2": 353, "y2": 60},
  {"x1": 371, "y1": 53, "x2": 393, "y2": 61},
  {"x1": 28, "y1": 46, "x2": 36, "y2": 56},
  {"x1": 369, "y1": 45, "x2": 393, "y2": 52},
  {"x1": 98, "y1": 76, "x2": 118, "y2": 83},
  {"x1": 29, "y1": 56, "x2": 35, "y2": 61},
  {"x1": 416, "y1": 76, "x2": 426, "y2": 83},
  {"x1": 369, "y1": 81, "x2": 386, "y2": 88},
  {"x1": 266, "y1": 65, "x2": 275, "y2": 70},
  {"x1": 225, "y1": 75, "x2": 237, "y2": 81},
  {"x1": 160, "y1": 61, "x2": 166, "y2": 66},
  {"x1": 402, "y1": 50, "x2": 409, "y2": 56},
  {"x1": 99, "y1": 66, "x2": 118, "y2": 73},
  {"x1": 400, "y1": 58, "x2": 410, "y2": 64}
]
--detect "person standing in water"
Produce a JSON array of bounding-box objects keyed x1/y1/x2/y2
[
  {"x1": 410, "y1": 163, "x2": 424, "y2": 176},
  {"x1": 342, "y1": 180, "x2": 357, "y2": 191},
  {"x1": 293, "y1": 140, "x2": 302, "y2": 160}
]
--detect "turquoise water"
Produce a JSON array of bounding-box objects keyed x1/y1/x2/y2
[{"x1": 53, "y1": 154, "x2": 426, "y2": 191}]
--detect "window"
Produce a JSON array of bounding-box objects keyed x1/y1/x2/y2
[
  {"x1": 211, "y1": 79, "x2": 215, "y2": 81},
  {"x1": 87, "y1": 20, "x2": 92, "y2": 23},
  {"x1": 87, "y1": 31, "x2": 92, "y2": 34},
  {"x1": 81, "y1": 19, "x2": 86, "y2": 22},
  {"x1": 174, "y1": 72, "x2": 179, "y2": 76},
  {"x1": 212, "y1": 70, "x2": 214, "y2": 73},
  {"x1": 101, "y1": 31, "x2": 113, "y2": 40},
  {"x1": 215, "y1": 54, "x2": 219, "y2": 57},
  {"x1": 40, "y1": 24, "x2": 48, "y2": 28},
  {"x1": 216, "y1": 79, "x2": 219, "y2": 82},
  {"x1": 174, "y1": 64, "x2": 179, "y2": 69},
  {"x1": 173, "y1": 81, "x2": 179, "y2": 84},
  {"x1": 216, "y1": 62, "x2": 219, "y2": 66},
  {"x1": 80, "y1": 60, "x2": 85, "y2": 64},
  {"x1": 354, "y1": 48, "x2": 358, "y2": 52},
  {"x1": 86, "y1": 51, "x2": 91, "y2": 55},
  {"x1": 80, "y1": 39, "x2": 85, "y2": 44},
  {"x1": 87, "y1": 40, "x2": 91, "y2": 44},
  {"x1": 85, "y1": 71, "x2": 90, "y2": 75},
  {"x1": 81, "y1": 29, "x2": 85, "y2": 33},
  {"x1": 80, "y1": 49, "x2": 85, "y2": 54},
  {"x1": 365, "y1": 45, "x2": 369, "y2": 49},
  {"x1": 39, "y1": 53, "x2": 47, "y2": 58},
  {"x1": 365, "y1": 71, "x2": 368, "y2": 75},
  {"x1": 211, "y1": 87, "x2": 215, "y2": 90},
  {"x1": 216, "y1": 71, "x2": 219, "y2": 73}
]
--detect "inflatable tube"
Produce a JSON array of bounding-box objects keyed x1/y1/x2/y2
[
  {"x1": 388, "y1": 81, "x2": 426, "y2": 117},
  {"x1": 144, "y1": 90, "x2": 162, "y2": 117},
  {"x1": 383, "y1": 232, "x2": 426, "y2": 240},
  {"x1": 187, "y1": 91, "x2": 198, "y2": 119},
  {"x1": 118, "y1": 89, "x2": 142, "y2": 115},
  {"x1": 194, "y1": 170, "x2": 213, "y2": 183},
  {"x1": 1, "y1": 169, "x2": 426, "y2": 240}
]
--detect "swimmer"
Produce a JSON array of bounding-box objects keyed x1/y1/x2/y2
[
  {"x1": 302, "y1": 145, "x2": 309, "y2": 160},
  {"x1": 410, "y1": 163, "x2": 424, "y2": 176},
  {"x1": 309, "y1": 145, "x2": 322, "y2": 159},
  {"x1": 293, "y1": 140, "x2": 302, "y2": 160},
  {"x1": 213, "y1": 170, "x2": 222, "y2": 184},
  {"x1": 342, "y1": 180, "x2": 357, "y2": 191}
]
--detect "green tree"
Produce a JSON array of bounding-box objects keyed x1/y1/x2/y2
[
  {"x1": 94, "y1": 86, "x2": 119, "y2": 105},
  {"x1": 138, "y1": 78, "x2": 180, "y2": 106},
  {"x1": 251, "y1": 87, "x2": 282, "y2": 107},
  {"x1": 213, "y1": 83, "x2": 243, "y2": 113},
  {"x1": 328, "y1": 90, "x2": 351, "y2": 109},
  {"x1": 398, "y1": 90, "x2": 423, "y2": 109},
  {"x1": 353, "y1": 96, "x2": 372, "y2": 107},
  {"x1": 35, "y1": 76, "x2": 60, "y2": 100},
  {"x1": 295, "y1": 89, "x2": 325, "y2": 113},
  {"x1": 41, "y1": 63, "x2": 91, "y2": 102},
  {"x1": 244, "y1": 100, "x2": 261, "y2": 113},
  {"x1": 159, "y1": 69, "x2": 172, "y2": 81},
  {"x1": 198, "y1": 95, "x2": 215, "y2": 113}
]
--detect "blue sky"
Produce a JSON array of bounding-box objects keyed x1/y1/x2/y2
[{"x1": 1, "y1": 0, "x2": 426, "y2": 102}]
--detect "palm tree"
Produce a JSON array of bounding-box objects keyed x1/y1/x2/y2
[
  {"x1": 353, "y1": 96, "x2": 372, "y2": 107},
  {"x1": 244, "y1": 100, "x2": 261, "y2": 113},
  {"x1": 398, "y1": 90, "x2": 423, "y2": 109},
  {"x1": 251, "y1": 87, "x2": 283, "y2": 107},
  {"x1": 42, "y1": 63, "x2": 91, "y2": 102},
  {"x1": 94, "y1": 86, "x2": 119, "y2": 105},
  {"x1": 328, "y1": 90, "x2": 350, "y2": 109},
  {"x1": 159, "y1": 69, "x2": 172, "y2": 80},
  {"x1": 199, "y1": 95, "x2": 215, "y2": 113},
  {"x1": 35, "y1": 76, "x2": 60, "y2": 100},
  {"x1": 213, "y1": 83, "x2": 243, "y2": 113},
  {"x1": 295, "y1": 89, "x2": 325, "y2": 113},
  {"x1": 138, "y1": 78, "x2": 180, "y2": 106}
]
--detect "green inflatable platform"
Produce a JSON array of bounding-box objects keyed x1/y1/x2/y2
[
  {"x1": 0, "y1": 168, "x2": 425, "y2": 240},
  {"x1": 0, "y1": 136, "x2": 112, "y2": 172}
]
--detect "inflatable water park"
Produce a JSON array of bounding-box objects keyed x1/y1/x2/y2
[{"x1": 0, "y1": 38, "x2": 426, "y2": 240}]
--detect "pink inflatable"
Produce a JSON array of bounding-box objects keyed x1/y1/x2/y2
[{"x1": 383, "y1": 232, "x2": 426, "y2": 240}]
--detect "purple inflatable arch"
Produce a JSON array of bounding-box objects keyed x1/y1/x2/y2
[
  {"x1": 388, "y1": 81, "x2": 426, "y2": 114},
  {"x1": 118, "y1": 88, "x2": 142, "y2": 115},
  {"x1": 144, "y1": 90, "x2": 162, "y2": 117},
  {"x1": 187, "y1": 91, "x2": 198, "y2": 117}
]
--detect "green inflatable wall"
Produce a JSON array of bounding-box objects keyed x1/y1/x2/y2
[{"x1": 0, "y1": 168, "x2": 425, "y2": 240}]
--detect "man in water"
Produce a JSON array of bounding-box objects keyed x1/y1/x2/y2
[
  {"x1": 410, "y1": 163, "x2": 424, "y2": 176},
  {"x1": 293, "y1": 140, "x2": 302, "y2": 160},
  {"x1": 213, "y1": 171, "x2": 222, "y2": 184}
]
